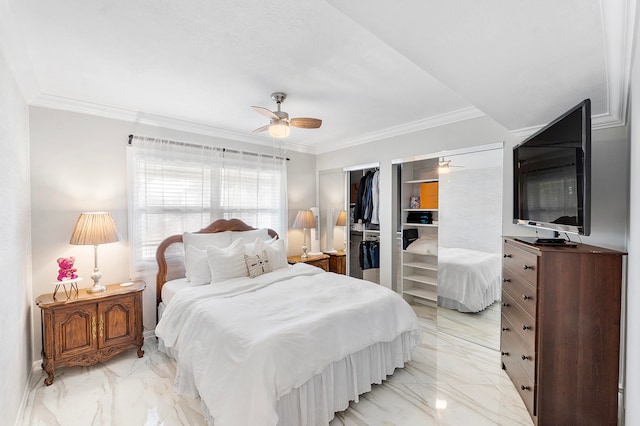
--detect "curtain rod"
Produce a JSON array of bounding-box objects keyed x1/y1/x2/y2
[{"x1": 127, "y1": 134, "x2": 290, "y2": 161}]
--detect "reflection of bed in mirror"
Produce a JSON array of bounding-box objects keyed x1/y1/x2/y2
[{"x1": 437, "y1": 247, "x2": 501, "y2": 313}]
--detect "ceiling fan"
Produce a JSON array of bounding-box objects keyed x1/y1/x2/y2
[
  {"x1": 251, "y1": 92, "x2": 322, "y2": 138},
  {"x1": 438, "y1": 158, "x2": 464, "y2": 173}
]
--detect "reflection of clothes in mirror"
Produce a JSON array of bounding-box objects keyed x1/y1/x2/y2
[{"x1": 359, "y1": 240, "x2": 380, "y2": 270}]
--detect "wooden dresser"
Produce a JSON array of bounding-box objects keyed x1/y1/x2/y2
[
  {"x1": 287, "y1": 254, "x2": 330, "y2": 271},
  {"x1": 501, "y1": 237, "x2": 624, "y2": 425},
  {"x1": 36, "y1": 281, "x2": 145, "y2": 385}
]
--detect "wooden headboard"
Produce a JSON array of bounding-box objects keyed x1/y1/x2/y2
[{"x1": 155, "y1": 218, "x2": 279, "y2": 306}]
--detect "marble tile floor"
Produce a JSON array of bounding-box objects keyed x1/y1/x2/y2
[{"x1": 20, "y1": 327, "x2": 533, "y2": 426}]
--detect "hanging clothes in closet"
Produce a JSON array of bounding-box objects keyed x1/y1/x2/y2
[
  {"x1": 353, "y1": 169, "x2": 380, "y2": 224},
  {"x1": 359, "y1": 240, "x2": 380, "y2": 270}
]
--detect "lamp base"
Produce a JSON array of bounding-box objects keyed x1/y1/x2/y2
[{"x1": 87, "y1": 284, "x2": 106, "y2": 293}]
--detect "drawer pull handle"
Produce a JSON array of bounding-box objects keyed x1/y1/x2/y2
[
  {"x1": 503, "y1": 278, "x2": 511, "y2": 283},
  {"x1": 502, "y1": 327, "x2": 509, "y2": 331},
  {"x1": 521, "y1": 354, "x2": 530, "y2": 360},
  {"x1": 501, "y1": 351, "x2": 509, "y2": 356},
  {"x1": 502, "y1": 302, "x2": 510, "y2": 307},
  {"x1": 522, "y1": 325, "x2": 531, "y2": 330},
  {"x1": 520, "y1": 385, "x2": 531, "y2": 391},
  {"x1": 523, "y1": 264, "x2": 534, "y2": 270},
  {"x1": 522, "y1": 294, "x2": 532, "y2": 300},
  {"x1": 503, "y1": 254, "x2": 512, "y2": 258}
]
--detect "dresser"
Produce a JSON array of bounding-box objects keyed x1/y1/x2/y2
[
  {"x1": 287, "y1": 254, "x2": 330, "y2": 271},
  {"x1": 36, "y1": 281, "x2": 145, "y2": 385},
  {"x1": 501, "y1": 237, "x2": 624, "y2": 425}
]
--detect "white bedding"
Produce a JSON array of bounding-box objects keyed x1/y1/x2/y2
[
  {"x1": 155, "y1": 263, "x2": 421, "y2": 426},
  {"x1": 437, "y1": 247, "x2": 501, "y2": 312}
]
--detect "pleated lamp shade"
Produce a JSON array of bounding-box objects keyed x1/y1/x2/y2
[
  {"x1": 70, "y1": 212, "x2": 121, "y2": 245},
  {"x1": 292, "y1": 210, "x2": 316, "y2": 229},
  {"x1": 335, "y1": 210, "x2": 347, "y2": 226}
]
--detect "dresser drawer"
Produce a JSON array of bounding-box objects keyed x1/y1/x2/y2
[
  {"x1": 502, "y1": 270, "x2": 537, "y2": 319},
  {"x1": 502, "y1": 344, "x2": 536, "y2": 419},
  {"x1": 501, "y1": 313, "x2": 536, "y2": 381},
  {"x1": 503, "y1": 240, "x2": 538, "y2": 286},
  {"x1": 501, "y1": 291, "x2": 536, "y2": 350}
]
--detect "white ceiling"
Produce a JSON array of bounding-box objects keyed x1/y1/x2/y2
[{"x1": 0, "y1": 0, "x2": 635, "y2": 154}]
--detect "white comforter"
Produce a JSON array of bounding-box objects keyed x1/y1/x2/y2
[
  {"x1": 437, "y1": 247, "x2": 501, "y2": 312},
  {"x1": 155, "y1": 264, "x2": 421, "y2": 426}
]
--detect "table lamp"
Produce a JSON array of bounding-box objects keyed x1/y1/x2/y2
[
  {"x1": 335, "y1": 210, "x2": 347, "y2": 251},
  {"x1": 292, "y1": 210, "x2": 316, "y2": 258},
  {"x1": 69, "y1": 212, "x2": 121, "y2": 293}
]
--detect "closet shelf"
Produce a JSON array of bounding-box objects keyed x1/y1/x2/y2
[
  {"x1": 404, "y1": 178, "x2": 438, "y2": 184},
  {"x1": 404, "y1": 208, "x2": 438, "y2": 212},
  {"x1": 403, "y1": 274, "x2": 438, "y2": 286},
  {"x1": 403, "y1": 260, "x2": 437, "y2": 271},
  {"x1": 403, "y1": 286, "x2": 437, "y2": 302},
  {"x1": 402, "y1": 223, "x2": 438, "y2": 228}
]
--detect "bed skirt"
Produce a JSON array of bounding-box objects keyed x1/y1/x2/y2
[{"x1": 158, "y1": 330, "x2": 418, "y2": 426}]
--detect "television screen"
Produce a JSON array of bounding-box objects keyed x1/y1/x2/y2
[{"x1": 513, "y1": 99, "x2": 591, "y2": 236}]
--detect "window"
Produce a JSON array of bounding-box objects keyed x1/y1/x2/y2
[{"x1": 127, "y1": 136, "x2": 287, "y2": 273}]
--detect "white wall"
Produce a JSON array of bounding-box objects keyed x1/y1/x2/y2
[
  {"x1": 29, "y1": 107, "x2": 316, "y2": 362},
  {"x1": 0, "y1": 49, "x2": 32, "y2": 425}
]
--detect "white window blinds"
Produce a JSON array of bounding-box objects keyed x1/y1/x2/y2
[{"x1": 127, "y1": 136, "x2": 288, "y2": 274}]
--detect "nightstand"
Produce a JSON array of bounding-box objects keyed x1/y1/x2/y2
[
  {"x1": 326, "y1": 251, "x2": 347, "y2": 274},
  {"x1": 36, "y1": 280, "x2": 145, "y2": 385},
  {"x1": 287, "y1": 254, "x2": 330, "y2": 271}
]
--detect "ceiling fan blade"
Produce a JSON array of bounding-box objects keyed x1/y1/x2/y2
[
  {"x1": 252, "y1": 106, "x2": 279, "y2": 120},
  {"x1": 252, "y1": 124, "x2": 270, "y2": 133},
  {"x1": 290, "y1": 117, "x2": 322, "y2": 129}
]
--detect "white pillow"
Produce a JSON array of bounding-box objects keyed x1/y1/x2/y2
[
  {"x1": 255, "y1": 237, "x2": 288, "y2": 270},
  {"x1": 183, "y1": 231, "x2": 232, "y2": 281},
  {"x1": 183, "y1": 231, "x2": 232, "y2": 250},
  {"x1": 184, "y1": 246, "x2": 211, "y2": 286},
  {"x1": 231, "y1": 228, "x2": 271, "y2": 245},
  {"x1": 206, "y1": 239, "x2": 249, "y2": 283},
  {"x1": 406, "y1": 236, "x2": 438, "y2": 256}
]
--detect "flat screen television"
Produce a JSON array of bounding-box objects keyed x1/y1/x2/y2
[{"x1": 513, "y1": 99, "x2": 591, "y2": 239}]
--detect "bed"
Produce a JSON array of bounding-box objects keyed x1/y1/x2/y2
[
  {"x1": 154, "y1": 219, "x2": 422, "y2": 426},
  {"x1": 436, "y1": 247, "x2": 501, "y2": 313}
]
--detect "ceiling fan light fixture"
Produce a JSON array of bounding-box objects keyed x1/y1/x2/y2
[{"x1": 269, "y1": 119, "x2": 290, "y2": 138}]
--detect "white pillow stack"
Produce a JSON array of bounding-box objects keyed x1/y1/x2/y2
[{"x1": 181, "y1": 229, "x2": 288, "y2": 285}]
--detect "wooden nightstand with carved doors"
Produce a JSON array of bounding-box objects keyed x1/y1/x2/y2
[{"x1": 36, "y1": 281, "x2": 145, "y2": 385}]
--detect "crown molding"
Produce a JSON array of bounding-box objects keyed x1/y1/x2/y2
[
  {"x1": 598, "y1": 0, "x2": 637, "y2": 128},
  {"x1": 314, "y1": 106, "x2": 486, "y2": 154},
  {"x1": 30, "y1": 93, "x2": 317, "y2": 155}
]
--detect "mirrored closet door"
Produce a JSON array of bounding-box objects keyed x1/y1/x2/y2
[
  {"x1": 436, "y1": 146, "x2": 503, "y2": 350},
  {"x1": 394, "y1": 144, "x2": 503, "y2": 349}
]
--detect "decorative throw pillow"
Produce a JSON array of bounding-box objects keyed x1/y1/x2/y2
[
  {"x1": 206, "y1": 239, "x2": 249, "y2": 283},
  {"x1": 244, "y1": 250, "x2": 273, "y2": 278},
  {"x1": 255, "y1": 237, "x2": 288, "y2": 270}
]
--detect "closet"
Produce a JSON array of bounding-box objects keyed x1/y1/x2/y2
[
  {"x1": 346, "y1": 165, "x2": 380, "y2": 283},
  {"x1": 397, "y1": 158, "x2": 439, "y2": 303}
]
